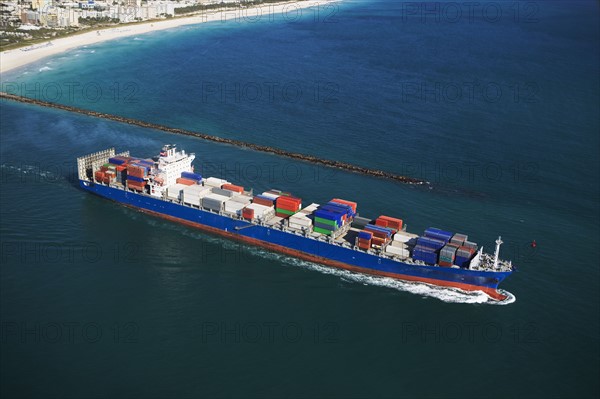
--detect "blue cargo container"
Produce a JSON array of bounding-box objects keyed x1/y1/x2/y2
[
  {"x1": 108, "y1": 157, "x2": 126, "y2": 165},
  {"x1": 424, "y1": 227, "x2": 453, "y2": 243},
  {"x1": 417, "y1": 236, "x2": 445, "y2": 250},
  {"x1": 314, "y1": 209, "x2": 344, "y2": 223},
  {"x1": 181, "y1": 171, "x2": 202, "y2": 182},
  {"x1": 358, "y1": 231, "x2": 373, "y2": 240},
  {"x1": 325, "y1": 202, "x2": 354, "y2": 217},
  {"x1": 127, "y1": 175, "x2": 145, "y2": 183},
  {"x1": 364, "y1": 224, "x2": 393, "y2": 237},
  {"x1": 412, "y1": 246, "x2": 438, "y2": 265}
]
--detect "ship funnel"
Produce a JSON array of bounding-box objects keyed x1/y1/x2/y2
[{"x1": 493, "y1": 236, "x2": 503, "y2": 269}]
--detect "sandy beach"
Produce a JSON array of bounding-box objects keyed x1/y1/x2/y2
[{"x1": 0, "y1": 0, "x2": 335, "y2": 74}]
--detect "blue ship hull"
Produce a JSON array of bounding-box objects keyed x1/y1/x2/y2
[{"x1": 80, "y1": 180, "x2": 512, "y2": 300}]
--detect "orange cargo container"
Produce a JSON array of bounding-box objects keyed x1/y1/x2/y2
[
  {"x1": 176, "y1": 177, "x2": 196, "y2": 186},
  {"x1": 242, "y1": 207, "x2": 254, "y2": 220},
  {"x1": 95, "y1": 171, "x2": 105, "y2": 182},
  {"x1": 222, "y1": 183, "x2": 244, "y2": 194},
  {"x1": 377, "y1": 215, "x2": 403, "y2": 231}
]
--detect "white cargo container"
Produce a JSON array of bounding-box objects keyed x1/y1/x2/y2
[
  {"x1": 166, "y1": 183, "x2": 188, "y2": 200},
  {"x1": 224, "y1": 199, "x2": 246, "y2": 216},
  {"x1": 393, "y1": 231, "x2": 419, "y2": 243},
  {"x1": 260, "y1": 192, "x2": 280, "y2": 200},
  {"x1": 204, "y1": 177, "x2": 230, "y2": 188},
  {"x1": 182, "y1": 186, "x2": 211, "y2": 205},
  {"x1": 231, "y1": 195, "x2": 252, "y2": 204},
  {"x1": 245, "y1": 203, "x2": 275, "y2": 220},
  {"x1": 384, "y1": 245, "x2": 410, "y2": 258},
  {"x1": 202, "y1": 193, "x2": 230, "y2": 211}
]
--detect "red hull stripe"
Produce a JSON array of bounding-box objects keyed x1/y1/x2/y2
[{"x1": 127, "y1": 205, "x2": 508, "y2": 302}]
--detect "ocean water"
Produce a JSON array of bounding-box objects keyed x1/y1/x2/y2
[{"x1": 1, "y1": 0, "x2": 599, "y2": 397}]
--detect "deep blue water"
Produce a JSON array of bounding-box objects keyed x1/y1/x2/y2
[{"x1": 1, "y1": 1, "x2": 599, "y2": 397}]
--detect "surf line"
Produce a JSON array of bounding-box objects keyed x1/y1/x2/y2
[{"x1": 0, "y1": 91, "x2": 428, "y2": 185}]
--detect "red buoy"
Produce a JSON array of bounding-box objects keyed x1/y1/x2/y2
[{"x1": 531, "y1": 240, "x2": 537, "y2": 248}]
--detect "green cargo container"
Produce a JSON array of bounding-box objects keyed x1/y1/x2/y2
[
  {"x1": 275, "y1": 208, "x2": 296, "y2": 216},
  {"x1": 314, "y1": 217, "x2": 338, "y2": 227},
  {"x1": 313, "y1": 226, "x2": 333, "y2": 236}
]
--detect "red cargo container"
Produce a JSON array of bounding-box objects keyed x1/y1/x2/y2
[
  {"x1": 330, "y1": 198, "x2": 357, "y2": 213},
  {"x1": 253, "y1": 196, "x2": 274, "y2": 207},
  {"x1": 128, "y1": 181, "x2": 145, "y2": 191},
  {"x1": 377, "y1": 216, "x2": 403, "y2": 231},
  {"x1": 276, "y1": 196, "x2": 301, "y2": 212},
  {"x1": 371, "y1": 236, "x2": 387, "y2": 247},
  {"x1": 439, "y1": 261, "x2": 453, "y2": 267},
  {"x1": 242, "y1": 207, "x2": 254, "y2": 220},
  {"x1": 127, "y1": 165, "x2": 144, "y2": 178},
  {"x1": 95, "y1": 171, "x2": 105, "y2": 182},
  {"x1": 222, "y1": 183, "x2": 244, "y2": 194},
  {"x1": 176, "y1": 177, "x2": 196, "y2": 186},
  {"x1": 116, "y1": 165, "x2": 127, "y2": 172}
]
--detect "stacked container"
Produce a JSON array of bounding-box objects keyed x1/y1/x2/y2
[
  {"x1": 330, "y1": 199, "x2": 357, "y2": 215},
  {"x1": 416, "y1": 236, "x2": 446, "y2": 251},
  {"x1": 224, "y1": 199, "x2": 246, "y2": 216},
  {"x1": 181, "y1": 171, "x2": 202, "y2": 184},
  {"x1": 439, "y1": 243, "x2": 459, "y2": 267},
  {"x1": 213, "y1": 187, "x2": 236, "y2": 198},
  {"x1": 288, "y1": 203, "x2": 318, "y2": 230},
  {"x1": 275, "y1": 196, "x2": 302, "y2": 218},
  {"x1": 313, "y1": 207, "x2": 344, "y2": 236},
  {"x1": 221, "y1": 183, "x2": 244, "y2": 194},
  {"x1": 243, "y1": 203, "x2": 275, "y2": 221},
  {"x1": 375, "y1": 215, "x2": 403, "y2": 231},
  {"x1": 204, "y1": 177, "x2": 230, "y2": 188},
  {"x1": 463, "y1": 241, "x2": 478, "y2": 252},
  {"x1": 182, "y1": 185, "x2": 211, "y2": 206},
  {"x1": 384, "y1": 243, "x2": 410, "y2": 258},
  {"x1": 357, "y1": 231, "x2": 372, "y2": 250},
  {"x1": 392, "y1": 230, "x2": 419, "y2": 245},
  {"x1": 450, "y1": 233, "x2": 468, "y2": 246},
  {"x1": 454, "y1": 246, "x2": 476, "y2": 267},
  {"x1": 242, "y1": 207, "x2": 254, "y2": 221},
  {"x1": 167, "y1": 183, "x2": 188, "y2": 201},
  {"x1": 364, "y1": 224, "x2": 393, "y2": 248},
  {"x1": 253, "y1": 194, "x2": 276, "y2": 207},
  {"x1": 176, "y1": 177, "x2": 197, "y2": 186},
  {"x1": 412, "y1": 246, "x2": 438, "y2": 265},
  {"x1": 202, "y1": 193, "x2": 230, "y2": 212},
  {"x1": 231, "y1": 195, "x2": 252, "y2": 205},
  {"x1": 424, "y1": 227, "x2": 453, "y2": 243}
]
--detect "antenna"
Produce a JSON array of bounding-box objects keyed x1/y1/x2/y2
[{"x1": 493, "y1": 236, "x2": 503, "y2": 269}]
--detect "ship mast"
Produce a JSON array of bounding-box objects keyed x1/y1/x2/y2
[{"x1": 493, "y1": 236, "x2": 503, "y2": 269}]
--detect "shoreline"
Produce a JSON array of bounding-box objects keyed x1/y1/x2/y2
[{"x1": 0, "y1": 0, "x2": 335, "y2": 74}]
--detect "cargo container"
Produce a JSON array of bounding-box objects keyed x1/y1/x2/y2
[
  {"x1": 364, "y1": 224, "x2": 393, "y2": 238},
  {"x1": 393, "y1": 230, "x2": 419, "y2": 243},
  {"x1": 385, "y1": 245, "x2": 410, "y2": 258},
  {"x1": 181, "y1": 171, "x2": 202, "y2": 183},
  {"x1": 167, "y1": 183, "x2": 188, "y2": 200},
  {"x1": 202, "y1": 193, "x2": 230, "y2": 211},
  {"x1": 463, "y1": 241, "x2": 478, "y2": 251},
  {"x1": 213, "y1": 187, "x2": 236, "y2": 198},
  {"x1": 127, "y1": 175, "x2": 145, "y2": 183},
  {"x1": 95, "y1": 171, "x2": 105, "y2": 182},
  {"x1": 412, "y1": 246, "x2": 438, "y2": 265},
  {"x1": 276, "y1": 196, "x2": 302, "y2": 212},
  {"x1": 176, "y1": 177, "x2": 196, "y2": 186},
  {"x1": 330, "y1": 198, "x2": 357, "y2": 213},
  {"x1": 351, "y1": 216, "x2": 371, "y2": 229},
  {"x1": 231, "y1": 195, "x2": 252, "y2": 204},
  {"x1": 358, "y1": 231, "x2": 373, "y2": 240},
  {"x1": 424, "y1": 227, "x2": 453, "y2": 243},
  {"x1": 261, "y1": 192, "x2": 280, "y2": 200},
  {"x1": 224, "y1": 200, "x2": 246, "y2": 216},
  {"x1": 252, "y1": 195, "x2": 275, "y2": 207},
  {"x1": 221, "y1": 183, "x2": 244, "y2": 194},
  {"x1": 244, "y1": 203, "x2": 275, "y2": 220},
  {"x1": 205, "y1": 177, "x2": 230, "y2": 188},
  {"x1": 242, "y1": 207, "x2": 254, "y2": 221},
  {"x1": 416, "y1": 236, "x2": 445, "y2": 251},
  {"x1": 451, "y1": 233, "x2": 468, "y2": 246},
  {"x1": 376, "y1": 215, "x2": 403, "y2": 231}
]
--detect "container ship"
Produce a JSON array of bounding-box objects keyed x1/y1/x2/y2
[{"x1": 77, "y1": 145, "x2": 514, "y2": 301}]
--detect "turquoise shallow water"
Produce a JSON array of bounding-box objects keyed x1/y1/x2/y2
[{"x1": 1, "y1": 1, "x2": 599, "y2": 397}]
